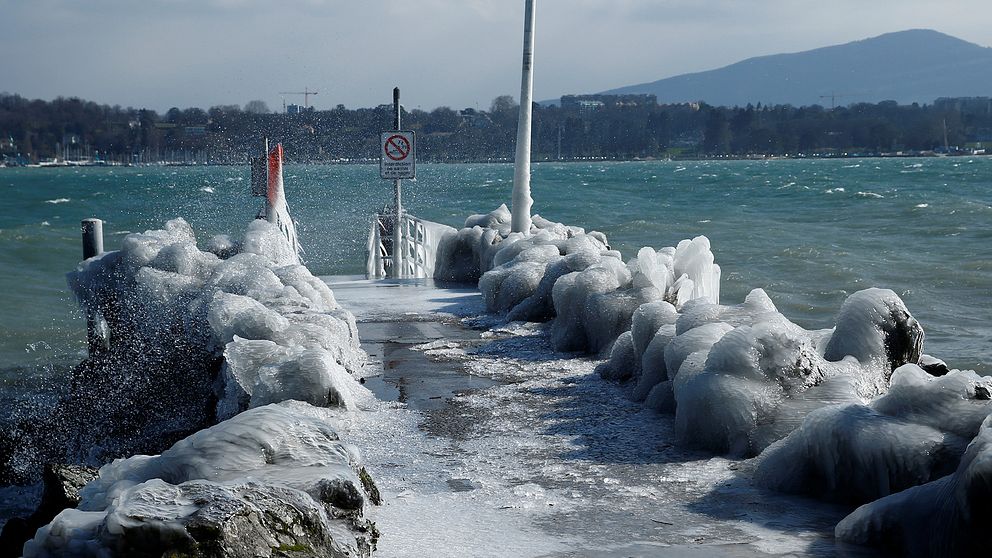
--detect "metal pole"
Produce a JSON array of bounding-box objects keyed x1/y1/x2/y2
[
  {"x1": 392, "y1": 87, "x2": 403, "y2": 278},
  {"x1": 511, "y1": 0, "x2": 537, "y2": 234},
  {"x1": 81, "y1": 218, "x2": 104, "y2": 355}
]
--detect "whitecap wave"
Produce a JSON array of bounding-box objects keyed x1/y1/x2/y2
[{"x1": 44, "y1": 198, "x2": 70, "y2": 204}]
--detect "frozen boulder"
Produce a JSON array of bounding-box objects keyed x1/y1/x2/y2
[
  {"x1": 664, "y1": 322, "x2": 734, "y2": 384},
  {"x1": 435, "y1": 207, "x2": 609, "y2": 288},
  {"x1": 479, "y1": 244, "x2": 560, "y2": 313},
  {"x1": 433, "y1": 226, "x2": 490, "y2": 283},
  {"x1": 919, "y1": 354, "x2": 950, "y2": 377},
  {"x1": 631, "y1": 301, "x2": 680, "y2": 366},
  {"x1": 596, "y1": 331, "x2": 637, "y2": 382},
  {"x1": 206, "y1": 233, "x2": 240, "y2": 259},
  {"x1": 674, "y1": 288, "x2": 777, "y2": 336},
  {"x1": 583, "y1": 285, "x2": 661, "y2": 355},
  {"x1": 464, "y1": 203, "x2": 512, "y2": 232},
  {"x1": 824, "y1": 288, "x2": 925, "y2": 395},
  {"x1": 661, "y1": 288, "x2": 929, "y2": 456},
  {"x1": 835, "y1": 414, "x2": 992, "y2": 557},
  {"x1": 505, "y1": 249, "x2": 600, "y2": 322},
  {"x1": 674, "y1": 314, "x2": 853, "y2": 455},
  {"x1": 756, "y1": 365, "x2": 992, "y2": 504},
  {"x1": 24, "y1": 402, "x2": 379, "y2": 558},
  {"x1": 0, "y1": 464, "x2": 100, "y2": 555},
  {"x1": 3, "y1": 218, "x2": 367, "y2": 478},
  {"x1": 635, "y1": 324, "x2": 679, "y2": 402},
  {"x1": 550, "y1": 255, "x2": 630, "y2": 352}
]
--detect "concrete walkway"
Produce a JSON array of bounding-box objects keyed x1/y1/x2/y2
[{"x1": 322, "y1": 276, "x2": 862, "y2": 558}]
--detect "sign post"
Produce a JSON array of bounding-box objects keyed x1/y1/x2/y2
[{"x1": 381, "y1": 87, "x2": 416, "y2": 278}]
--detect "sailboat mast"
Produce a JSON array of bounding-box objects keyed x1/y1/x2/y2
[{"x1": 511, "y1": 0, "x2": 537, "y2": 234}]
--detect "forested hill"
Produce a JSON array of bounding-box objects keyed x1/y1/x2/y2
[{"x1": 601, "y1": 30, "x2": 992, "y2": 107}]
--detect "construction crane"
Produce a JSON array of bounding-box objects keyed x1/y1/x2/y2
[
  {"x1": 819, "y1": 93, "x2": 854, "y2": 110},
  {"x1": 278, "y1": 87, "x2": 319, "y2": 110}
]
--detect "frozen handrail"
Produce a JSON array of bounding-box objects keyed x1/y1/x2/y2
[{"x1": 366, "y1": 213, "x2": 455, "y2": 279}]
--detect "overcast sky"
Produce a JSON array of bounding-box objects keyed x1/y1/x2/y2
[{"x1": 2, "y1": 0, "x2": 989, "y2": 112}]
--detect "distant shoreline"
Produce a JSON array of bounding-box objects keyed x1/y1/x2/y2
[{"x1": 2, "y1": 151, "x2": 988, "y2": 170}]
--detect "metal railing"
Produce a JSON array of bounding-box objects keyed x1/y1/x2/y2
[{"x1": 366, "y1": 213, "x2": 454, "y2": 279}]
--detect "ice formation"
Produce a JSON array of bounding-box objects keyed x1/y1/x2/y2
[
  {"x1": 23, "y1": 402, "x2": 378, "y2": 557},
  {"x1": 437, "y1": 206, "x2": 990, "y2": 555},
  {"x1": 445, "y1": 206, "x2": 722, "y2": 359},
  {"x1": 588, "y1": 285, "x2": 926, "y2": 456},
  {"x1": 2, "y1": 217, "x2": 365, "y2": 481},
  {"x1": 756, "y1": 364, "x2": 992, "y2": 504},
  {"x1": 6, "y1": 216, "x2": 381, "y2": 556},
  {"x1": 834, "y1": 413, "x2": 992, "y2": 557}
]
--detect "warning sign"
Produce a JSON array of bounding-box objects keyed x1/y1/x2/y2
[{"x1": 380, "y1": 131, "x2": 416, "y2": 179}]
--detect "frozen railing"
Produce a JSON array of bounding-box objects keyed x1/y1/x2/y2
[{"x1": 366, "y1": 213, "x2": 455, "y2": 279}]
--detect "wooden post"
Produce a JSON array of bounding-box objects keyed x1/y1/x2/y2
[
  {"x1": 81, "y1": 218, "x2": 103, "y2": 259},
  {"x1": 81, "y1": 218, "x2": 104, "y2": 355}
]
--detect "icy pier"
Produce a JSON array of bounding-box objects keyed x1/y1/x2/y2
[{"x1": 322, "y1": 276, "x2": 858, "y2": 557}]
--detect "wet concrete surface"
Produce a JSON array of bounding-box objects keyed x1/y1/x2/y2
[{"x1": 357, "y1": 320, "x2": 499, "y2": 414}]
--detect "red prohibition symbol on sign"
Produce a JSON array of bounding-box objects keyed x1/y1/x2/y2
[{"x1": 385, "y1": 135, "x2": 411, "y2": 161}]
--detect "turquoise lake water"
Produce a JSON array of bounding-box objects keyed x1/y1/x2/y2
[{"x1": 1, "y1": 158, "x2": 989, "y2": 380}]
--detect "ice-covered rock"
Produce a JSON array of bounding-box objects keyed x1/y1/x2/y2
[
  {"x1": 433, "y1": 226, "x2": 491, "y2": 283},
  {"x1": 674, "y1": 288, "x2": 778, "y2": 336},
  {"x1": 659, "y1": 288, "x2": 924, "y2": 456},
  {"x1": 546, "y1": 235, "x2": 719, "y2": 355},
  {"x1": 834, "y1": 414, "x2": 992, "y2": 557},
  {"x1": 480, "y1": 244, "x2": 560, "y2": 314},
  {"x1": 627, "y1": 237, "x2": 721, "y2": 309},
  {"x1": 2, "y1": 218, "x2": 366, "y2": 480},
  {"x1": 823, "y1": 287, "x2": 925, "y2": 394},
  {"x1": 550, "y1": 254, "x2": 631, "y2": 353},
  {"x1": 637, "y1": 324, "x2": 678, "y2": 404},
  {"x1": 0, "y1": 464, "x2": 99, "y2": 555},
  {"x1": 464, "y1": 203, "x2": 512, "y2": 232},
  {"x1": 919, "y1": 353, "x2": 950, "y2": 377},
  {"x1": 506, "y1": 249, "x2": 602, "y2": 322},
  {"x1": 756, "y1": 365, "x2": 992, "y2": 504},
  {"x1": 23, "y1": 402, "x2": 379, "y2": 558},
  {"x1": 434, "y1": 205, "x2": 609, "y2": 287},
  {"x1": 596, "y1": 331, "x2": 637, "y2": 382}
]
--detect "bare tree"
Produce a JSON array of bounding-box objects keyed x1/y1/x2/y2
[{"x1": 244, "y1": 100, "x2": 271, "y2": 114}]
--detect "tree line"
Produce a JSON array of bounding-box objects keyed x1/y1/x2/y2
[{"x1": 1, "y1": 92, "x2": 990, "y2": 165}]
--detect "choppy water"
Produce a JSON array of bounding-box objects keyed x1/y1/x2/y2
[{"x1": 1, "y1": 158, "x2": 989, "y2": 380}]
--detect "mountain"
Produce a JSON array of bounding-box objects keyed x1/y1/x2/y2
[{"x1": 594, "y1": 30, "x2": 992, "y2": 107}]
